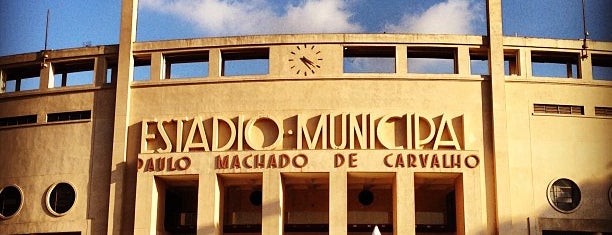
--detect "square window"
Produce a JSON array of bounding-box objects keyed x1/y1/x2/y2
[
  {"x1": 52, "y1": 60, "x2": 95, "y2": 87},
  {"x1": 343, "y1": 46, "x2": 396, "y2": 73},
  {"x1": 408, "y1": 47, "x2": 457, "y2": 74},
  {"x1": 165, "y1": 52, "x2": 209, "y2": 79},
  {"x1": 222, "y1": 48, "x2": 269, "y2": 76}
]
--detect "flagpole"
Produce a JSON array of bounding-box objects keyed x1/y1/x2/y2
[{"x1": 581, "y1": 0, "x2": 589, "y2": 58}]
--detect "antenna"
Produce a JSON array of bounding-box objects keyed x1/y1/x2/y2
[
  {"x1": 44, "y1": 9, "x2": 50, "y2": 51},
  {"x1": 42, "y1": 9, "x2": 50, "y2": 68},
  {"x1": 581, "y1": 0, "x2": 589, "y2": 58}
]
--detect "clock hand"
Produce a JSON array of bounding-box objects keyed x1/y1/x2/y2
[
  {"x1": 300, "y1": 57, "x2": 313, "y2": 70},
  {"x1": 303, "y1": 57, "x2": 316, "y2": 65}
]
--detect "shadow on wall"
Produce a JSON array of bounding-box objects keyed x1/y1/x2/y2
[
  {"x1": 107, "y1": 122, "x2": 141, "y2": 234},
  {"x1": 86, "y1": 88, "x2": 116, "y2": 234}
]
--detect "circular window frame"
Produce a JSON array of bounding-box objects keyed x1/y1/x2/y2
[
  {"x1": 45, "y1": 182, "x2": 77, "y2": 217},
  {"x1": 0, "y1": 184, "x2": 25, "y2": 219},
  {"x1": 358, "y1": 189, "x2": 374, "y2": 206},
  {"x1": 546, "y1": 178, "x2": 581, "y2": 214},
  {"x1": 608, "y1": 185, "x2": 612, "y2": 208}
]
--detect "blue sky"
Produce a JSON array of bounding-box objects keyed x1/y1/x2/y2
[{"x1": 0, "y1": 0, "x2": 610, "y2": 57}]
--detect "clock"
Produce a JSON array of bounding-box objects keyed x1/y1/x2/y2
[{"x1": 288, "y1": 44, "x2": 323, "y2": 76}]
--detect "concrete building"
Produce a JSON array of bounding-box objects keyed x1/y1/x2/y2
[{"x1": 0, "y1": 0, "x2": 611, "y2": 234}]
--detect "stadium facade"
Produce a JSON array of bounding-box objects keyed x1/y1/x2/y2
[{"x1": 0, "y1": 0, "x2": 611, "y2": 234}]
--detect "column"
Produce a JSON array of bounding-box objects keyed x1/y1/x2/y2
[
  {"x1": 108, "y1": 0, "x2": 138, "y2": 233},
  {"x1": 208, "y1": 49, "x2": 222, "y2": 78},
  {"x1": 93, "y1": 56, "x2": 108, "y2": 86},
  {"x1": 520, "y1": 48, "x2": 532, "y2": 78},
  {"x1": 0, "y1": 69, "x2": 5, "y2": 93},
  {"x1": 150, "y1": 52, "x2": 164, "y2": 81},
  {"x1": 39, "y1": 61, "x2": 54, "y2": 122},
  {"x1": 262, "y1": 171, "x2": 283, "y2": 235},
  {"x1": 487, "y1": 0, "x2": 513, "y2": 234},
  {"x1": 132, "y1": 176, "x2": 157, "y2": 234},
  {"x1": 394, "y1": 171, "x2": 415, "y2": 235},
  {"x1": 457, "y1": 46, "x2": 471, "y2": 76},
  {"x1": 40, "y1": 57, "x2": 54, "y2": 91},
  {"x1": 396, "y1": 45, "x2": 408, "y2": 74},
  {"x1": 198, "y1": 173, "x2": 222, "y2": 235},
  {"x1": 579, "y1": 51, "x2": 593, "y2": 80},
  {"x1": 329, "y1": 170, "x2": 347, "y2": 234}
]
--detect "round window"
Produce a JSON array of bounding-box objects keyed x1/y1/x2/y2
[
  {"x1": 608, "y1": 185, "x2": 612, "y2": 208},
  {"x1": 46, "y1": 182, "x2": 76, "y2": 216},
  {"x1": 249, "y1": 190, "x2": 262, "y2": 206},
  {"x1": 0, "y1": 185, "x2": 24, "y2": 219},
  {"x1": 547, "y1": 178, "x2": 581, "y2": 213},
  {"x1": 358, "y1": 189, "x2": 374, "y2": 206}
]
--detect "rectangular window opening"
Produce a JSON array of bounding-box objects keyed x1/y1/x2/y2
[
  {"x1": 156, "y1": 175, "x2": 198, "y2": 235},
  {"x1": 343, "y1": 46, "x2": 396, "y2": 73},
  {"x1": 595, "y1": 107, "x2": 612, "y2": 117},
  {"x1": 5, "y1": 79, "x2": 17, "y2": 92},
  {"x1": 165, "y1": 52, "x2": 209, "y2": 79},
  {"x1": 592, "y1": 54, "x2": 612, "y2": 81},
  {"x1": 0, "y1": 114, "x2": 37, "y2": 127},
  {"x1": 52, "y1": 60, "x2": 95, "y2": 87},
  {"x1": 347, "y1": 172, "x2": 394, "y2": 235},
  {"x1": 283, "y1": 173, "x2": 329, "y2": 235},
  {"x1": 47, "y1": 110, "x2": 92, "y2": 122},
  {"x1": 504, "y1": 50, "x2": 519, "y2": 76},
  {"x1": 408, "y1": 47, "x2": 457, "y2": 74},
  {"x1": 222, "y1": 48, "x2": 269, "y2": 76},
  {"x1": 3, "y1": 65, "x2": 41, "y2": 92},
  {"x1": 106, "y1": 59, "x2": 117, "y2": 84},
  {"x1": 220, "y1": 173, "x2": 263, "y2": 234},
  {"x1": 470, "y1": 50, "x2": 489, "y2": 76},
  {"x1": 20, "y1": 76, "x2": 41, "y2": 91},
  {"x1": 534, "y1": 104, "x2": 584, "y2": 115},
  {"x1": 134, "y1": 57, "x2": 151, "y2": 81},
  {"x1": 531, "y1": 51, "x2": 579, "y2": 78},
  {"x1": 414, "y1": 173, "x2": 460, "y2": 234}
]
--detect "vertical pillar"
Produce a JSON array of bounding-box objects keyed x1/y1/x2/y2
[
  {"x1": 40, "y1": 59, "x2": 54, "y2": 90},
  {"x1": 150, "y1": 52, "x2": 164, "y2": 81},
  {"x1": 579, "y1": 51, "x2": 593, "y2": 80},
  {"x1": 208, "y1": 49, "x2": 222, "y2": 78},
  {"x1": 268, "y1": 46, "x2": 281, "y2": 76},
  {"x1": 132, "y1": 176, "x2": 157, "y2": 234},
  {"x1": 198, "y1": 173, "x2": 222, "y2": 235},
  {"x1": 108, "y1": 0, "x2": 138, "y2": 233},
  {"x1": 457, "y1": 46, "x2": 471, "y2": 76},
  {"x1": 262, "y1": 171, "x2": 283, "y2": 235},
  {"x1": 396, "y1": 45, "x2": 408, "y2": 74},
  {"x1": 93, "y1": 56, "x2": 108, "y2": 86},
  {"x1": 521, "y1": 48, "x2": 532, "y2": 78},
  {"x1": 39, "y1": 60, "x2": 54, "y2": 123},
  {"x1": 394, "y1": 171, "x2": 415, "y2": 235},
  {"x1": 487, "y1": 0, "x2": 513, "y2": 234},
  {"x1": 0, "y1": 70, "x2": 5, "y2": 93},
  {"x1": 329, "y1": 170, "x2": 347, "y2": 234}
]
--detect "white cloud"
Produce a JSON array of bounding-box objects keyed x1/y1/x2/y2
[
  {"x1": 384, "y1": 0, "x2": 483, "y2": 35},
  {"x1": 345, "y1": 57, "x2": 395, "y2": 73},
  {"x1": 408, "y1": 58, "x2": 455, "y2": 73},
  {"x1": 139, "y1": 0, "x2": 362, "y2": 36}
]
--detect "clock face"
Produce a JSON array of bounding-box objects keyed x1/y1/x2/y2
[{"x1": 288, "y1": 44, "x2": 323, "y2": 76}]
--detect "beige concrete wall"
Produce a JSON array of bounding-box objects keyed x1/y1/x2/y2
[
  {"x1": 129, "y1": 70, "x2": 490, "y2": 235},
  {"x1": 505, "y1": 82, "x2": 612, "y2": 234},
  {"x1": 1, "y1": 32, "x2": 611, "y2": 235},
  {"x1": 0, "y1": 89, "x2": 115, "y2": 234}
]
